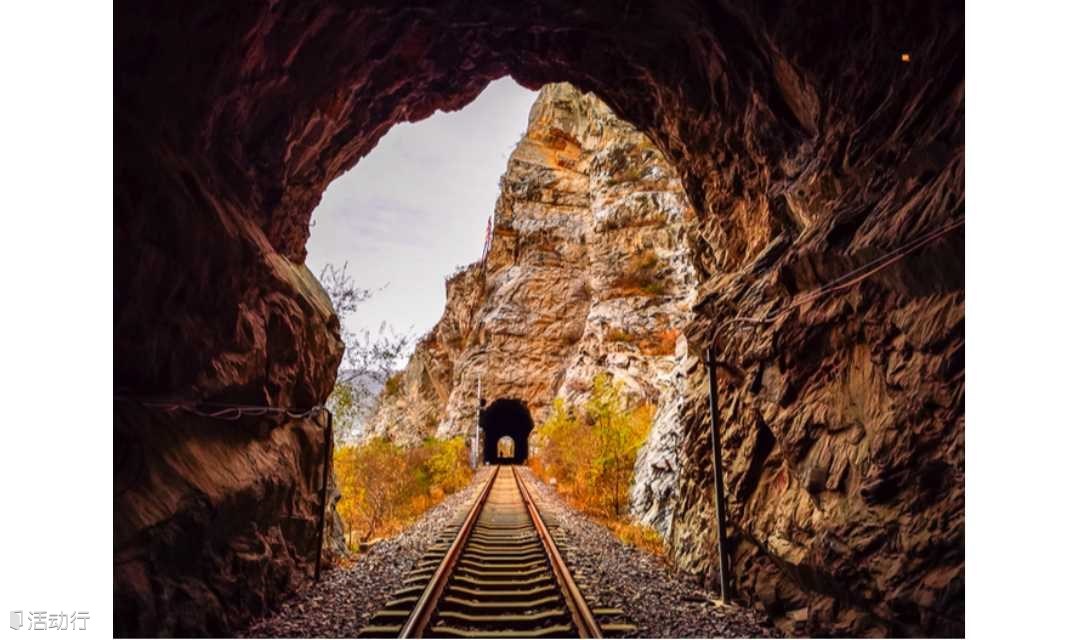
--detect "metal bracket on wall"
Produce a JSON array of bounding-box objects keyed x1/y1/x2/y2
[
  {"x1": 314, "y1": 408, "x2": 333, "y2": 583},
  {"x1": 704, "y1": 346, "x2": 733, "y2": 602}
]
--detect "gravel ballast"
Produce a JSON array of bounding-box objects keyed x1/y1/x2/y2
[
  {"x1": 517, "y1": 467, "x2": 777, "y2": 638},
  {"x1": 242, "y1": 466, "x2": 776, "y2": 638}
]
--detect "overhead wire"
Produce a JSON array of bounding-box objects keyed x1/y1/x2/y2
[{"x1": 710, "y1": 216, "x2": 964, "y2": 346}]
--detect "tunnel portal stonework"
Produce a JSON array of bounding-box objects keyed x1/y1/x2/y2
[{"x1": 116, "y1": 1, "x2": 964, "y2": 636}]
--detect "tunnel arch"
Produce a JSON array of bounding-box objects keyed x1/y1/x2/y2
[
  {"x1": 481, "y1": 398, "x2": 534, "y2": 465},
  {"x1": 115, "y1": 3, "x2": 964, "y2": 637},
  {"x1": 496, "y1": 436, "x2": 515, "y2": 461},
  {"x1": 114, "y1": 1, "x2": 962, "y2": 403}
]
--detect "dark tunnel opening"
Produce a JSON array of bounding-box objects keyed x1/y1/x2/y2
[{"x1": 481, "y1": 398, "x2": 533, "y2": 464}]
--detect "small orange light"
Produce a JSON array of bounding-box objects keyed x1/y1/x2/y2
[{"x1": 901, "y1": 52, "x2": 911, "y2": 62}]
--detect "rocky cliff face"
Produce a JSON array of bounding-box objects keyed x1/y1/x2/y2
[
  {"x1": 673, "y1": 269, "x2": 963, "y2": 637},
  {"x1": 116, "y1": 2, "x2": 963, "y2": 635},
  {"x1": 368, "y1": 77, "x2": 964, "y2": 637},
  {"x1": 362, "y1": 265, "x2": 486, "y2": 445},
  {"x1": 363, "y1": 85, "x2": 698, "y2": 541}
]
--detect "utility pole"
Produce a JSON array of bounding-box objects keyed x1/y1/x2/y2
[
  {"x1": 704, "y1": 345, "x2": 733, "y2": 602},
  {"x1": 473, "y1": 375, "x2": 482, "y2": 469}
]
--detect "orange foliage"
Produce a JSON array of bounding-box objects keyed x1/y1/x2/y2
[
  {"x1": 640, "y1": 327, "x2": 679, "y2": 356},
  {"x1": 334, "y1": 436, "x2": 471, "y2": 552},
  {"x1": 531, "y1": 374, "x2": 665, "y2": 556},
  {"x1": 606, "y1": 326, "x2": 680, "y2": 356},
  {"x1": 610, "y1": 249, "x2": 668, "y2": 297},
  {"x1": 605, "y1": 518, "x2": 666, "y2": 557},
  {"x1": 532, "y1": 381, "x2": 652, "y2": 515}
]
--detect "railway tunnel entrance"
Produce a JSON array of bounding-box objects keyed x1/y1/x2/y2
[{"x1": 481, "y1": 398, "x2": 533, "y2": 465}]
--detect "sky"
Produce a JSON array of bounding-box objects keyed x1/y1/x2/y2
[{"x1": 304, "y1": 78, "x2": 539, "y2": 354}]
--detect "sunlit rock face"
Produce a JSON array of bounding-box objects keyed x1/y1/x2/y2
[
  {"x1": 362, "y1": 265, "x2": 486, "y2": 446},
  {"x1": 363, "y1": 84, "x2": 699, "y2": 543},
  {"x1": 116, "y1": 1, "x2": 963, "y2": 635}
]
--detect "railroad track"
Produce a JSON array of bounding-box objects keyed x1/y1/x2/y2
[{"x1": 361, "y1": 465, "x2": 634, "y2": 638}]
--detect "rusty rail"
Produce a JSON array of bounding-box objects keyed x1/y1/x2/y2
[
  {"x1": 512, "y1": 466, "x2": 603, "y2": 638},
  {"x1": 397, "y1": 465, "x2": 500, "y2": 637},
  {"x1": 365, "y1": 465, "x2": 623, "y2": 638}
]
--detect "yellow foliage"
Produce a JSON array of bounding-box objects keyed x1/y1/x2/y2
[
  {"x1": 422, "y1": 436, "x2": 472, "y2": 494},
  {"x1": 532, "y1": 375, "x2": 663, "y2": 556},
  {"x1": 534, "y1": 374, "x2": 653, "y2": 518},
  {"x1": 334, "y1": 435, "x2": 472, "y2": 552},
  {"x1": 606, "y1": 518, "x2": 666, "y2": 557}
]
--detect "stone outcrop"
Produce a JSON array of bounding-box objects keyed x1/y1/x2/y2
[
  {"x1": 362, "y1": 84, "x2": 698, "y2": 543},
  {"x1": 362, "y1": 265, "x2": 486, "y2": 445},
  {"x1": 115, "y1": 1, "x2": 964, "y2": 636},
  {"x1": 113, "y1": 261, "x2": 342, "y2": 637},
  {"x1": 674, "y1": 277, "x2": 964, "y2": 636}
]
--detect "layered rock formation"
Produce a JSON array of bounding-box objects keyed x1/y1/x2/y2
[
  {"x1": 116, "y1": 1, "x2": 964, "y2": 636},
  {"x1": 363, "y1": 84, "x2": 698, "y2": 541}
]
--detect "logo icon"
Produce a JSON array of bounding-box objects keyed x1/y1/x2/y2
[{"x1": 10, "y1": 610, "x2": 23, "y2": 630}]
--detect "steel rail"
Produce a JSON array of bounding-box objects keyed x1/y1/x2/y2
[
  {"x1": 398, "y1": 466, "x2": 500, "y2": 638},
  {"x1": 512, "y1": 466, "x2": 603, "y2": 638}
]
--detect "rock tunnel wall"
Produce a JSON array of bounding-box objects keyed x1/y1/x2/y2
[{"x1": 115, "y1": 1, "x2": 963, "y2": 636}]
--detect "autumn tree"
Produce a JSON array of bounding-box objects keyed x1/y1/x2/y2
[
  {"x1": 584, "y1": 374, "x2": 653, "y2": 515},
  {"x1": 334, "y1": 436, "x2": 473, "y2": 550},
  {"x1": 534, "y1": 374, "x2": 653, "y2": 518},
  {"x1": 420, "y1": 436, "x2": 472, "y2": 495},
  {"x1": 533, "y1": 398, "x2": 590, "y2": 496},
  {"x1": 334, "y1": 439, "x2": 411, "y2": 545}
]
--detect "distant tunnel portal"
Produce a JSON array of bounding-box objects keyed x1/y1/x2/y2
[{"x1": 482, "y1": 398, "x2": 533, "y2": 465}]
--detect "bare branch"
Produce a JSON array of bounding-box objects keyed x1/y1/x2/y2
[{"x1": 318, "y1": 261, "x2": 415, "y2": 442}]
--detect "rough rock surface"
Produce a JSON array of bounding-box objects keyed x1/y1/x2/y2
[
  {"x1": 113, "y1": 261, "x2": 342, "y2": 637},
  {"x1": 116, "y1": 1, "x2": 964, "y2": 636},
  {"x1": 363, "y1": 84, "x2": 698, "y2": 544},
  {"x1": 362, "y1": 265, "x2": 486, "y2": 445}
]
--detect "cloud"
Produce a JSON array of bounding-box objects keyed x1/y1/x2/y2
[{"x1": 304, "y1": 78, "x2": 539, "y2": 345}]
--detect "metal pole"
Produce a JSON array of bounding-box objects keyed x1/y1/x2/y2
[
  {"x1": 474, "y1": 375, "x2": 482, "y2": 468},
  {"x1": 314, "y1": 409, "x2": 333, "y2": 583},
  {"x1": 705, "y1": 346, "x2": 732, "y2": 602}
]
